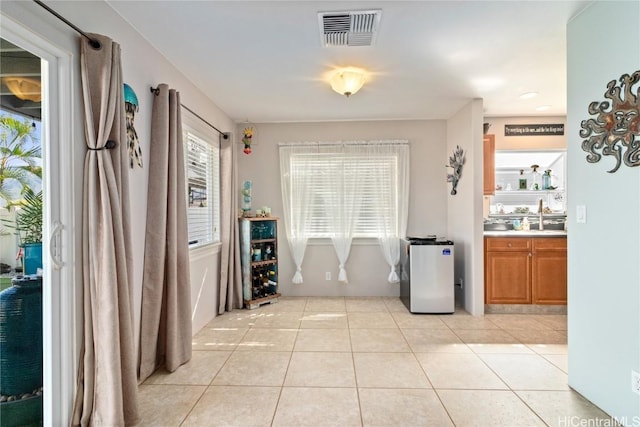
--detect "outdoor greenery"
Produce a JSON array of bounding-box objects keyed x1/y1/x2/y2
[
  {"x1": 12, "y1": 188, "x2": 43, "y2": 244},
  {"x1": 0, "y1": 115, "x2": 41, "y2": 207}
]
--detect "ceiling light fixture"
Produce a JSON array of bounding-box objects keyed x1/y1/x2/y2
[
  {"x1": 519, "y1": 91, "x2": 538, "y2": 100},
  {"x1": 330, "y1": 67, "x2": 366, "y2": 97},
  {"x1": 2, "y1": 77, "x2": 42, "y2": 102}
]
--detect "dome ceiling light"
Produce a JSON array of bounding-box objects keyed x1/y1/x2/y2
[
  {"x1": 330, "y1": 68, "x2": 366, "y2": 97},
  {"x1": 2, "y1": 77, "x2": 42, "y2": 102}
]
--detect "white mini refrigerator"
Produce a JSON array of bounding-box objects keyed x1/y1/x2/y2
[{"x1": 400, "y1": 237, "x2": 454, "y2": 314}]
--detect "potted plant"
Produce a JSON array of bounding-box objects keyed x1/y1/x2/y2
[{"x1": 3, "y1": 188, "x2": 42, "y2": 275}]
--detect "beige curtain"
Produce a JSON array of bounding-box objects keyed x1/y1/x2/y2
[
  {"x1": 138, "y1": 84, "x2": 192, "y2": 383},
  {"x1": 72, "y1": 34, "x2": 139, "y2": 426},
  {"x1": 218, "y1": 135, "x2": 243, "y2": 313}
]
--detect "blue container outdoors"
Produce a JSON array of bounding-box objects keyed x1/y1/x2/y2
[
  {"x1": 0, "y1": 275, "x2": 43, "y2": 427},
  {"x1": 0, "y1": 275, "x2": 43, "y2": 395},
  {"x1": 23, "y1": 243, "x2": 42, "y2": 275}
]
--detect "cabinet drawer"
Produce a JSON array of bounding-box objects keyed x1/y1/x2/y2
[
  {"x1": 485, "y1": 237, "x2": 531, "y2": 252},
  {"x1": 533, "y1": 237, "x2": 567, "y2": 251}
]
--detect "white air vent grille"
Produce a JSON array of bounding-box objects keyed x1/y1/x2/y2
[{"x1": 318, "y1": 10, "x2": 381, "y2": 47}]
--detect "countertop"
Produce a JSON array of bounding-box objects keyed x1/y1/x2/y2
[{"x1": 484, "y1": 230, "x2": 567, "y2": 237}]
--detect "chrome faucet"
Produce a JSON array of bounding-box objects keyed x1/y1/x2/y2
[{"x1": 538, "y1": 198, "x2": 544, "y2": 230}]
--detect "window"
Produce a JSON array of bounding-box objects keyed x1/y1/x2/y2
[
  {"x1": 282, "y1": 143, "x2": 409, "y2": 239},
  {"x1": 292, "y1": 154, "x2": 397, "y2": 238},
  {"x1": 183, "y1": 115, "x2": 220, "y2": 248}
]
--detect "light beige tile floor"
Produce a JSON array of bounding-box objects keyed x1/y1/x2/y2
[{"x1": 139, "y1": 297, "x2": 614, "y2": 426}]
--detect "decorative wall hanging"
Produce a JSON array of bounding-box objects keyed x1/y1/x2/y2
[
  {"x1": 241, "y1": 126, "x2": 254, "y2": 154},
  {"x1": 579, "y1": 70, "x2": 640, "y2": 173},
  {"x1": 124, "y1": 83, "x2": 143, "y2": 168},
  {"x1": 446, "y1": 145, "x2": 466, "y2": 195}
]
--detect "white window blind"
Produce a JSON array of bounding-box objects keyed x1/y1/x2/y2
[
  {"x1": 183, "y1": 129, "x2": 220, "y2": 248},
  {"x1": 290, "y1": 151, "x2": 399, "y2": 238}
]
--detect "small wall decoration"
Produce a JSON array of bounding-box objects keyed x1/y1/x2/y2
[
  {"x1": 446, "y1": 145, "x2": 466, "y2": 195},
  {"x1": 580, "y1": 70, "x2": 640, "y2": 173},
  {"x1": 242, "y1": 126, "x2": 254, "y2": 154},
  {"x1": 124, "y1": 83, "x2": 143, "y2": 168},
  {"x1": 505, "y1": 124, "x2": 564, "y2": 136}
]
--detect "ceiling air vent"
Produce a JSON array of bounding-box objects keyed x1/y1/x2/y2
[{"x1": 318, "y1": 10, "x2": 381, "y2": 47}]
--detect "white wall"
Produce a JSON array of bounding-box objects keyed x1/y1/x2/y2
[
  {"x1": 567, "y1": 1, "x2": 640, "y2": 423},
  {"x1": 236, "y1": 120, "x2": 448, "y2": 297},
  {"x1": 446, "y1": 100, "x2": 484, "y2": 315},
  {"x1": 0, "y1": 209, "x2": 19, "y2": 269},
  {"x1": 1, "y1": 1, "x2": 234, "y2": 345}
]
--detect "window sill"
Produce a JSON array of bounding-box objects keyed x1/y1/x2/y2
[
  {"x1": 307, "y1": 237, "x2": 379, "y2": 246},
  {"x1": 189, "y1": 241, "x2": 222, "y2": 260}
]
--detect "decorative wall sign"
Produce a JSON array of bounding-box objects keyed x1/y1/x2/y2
[
  {"x1": 579, "y1": 70, "x2": 640, "y2": 173},
  {"x1": 446, "y1": 145, "x2": 466, "y2": 195},
  {"x1": 505, "y1": 124, "x2": 564, "y2": 136}
]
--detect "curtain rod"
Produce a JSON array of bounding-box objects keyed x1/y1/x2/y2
[
  {"x1": 33, "y1": 0, "x2": 102, "y2": 49},
  {"x1": 150, "y1": 87, "x2": 230, "y2": 140},
  {"x1": 278, "y1": 140, "x2": 409, "y2": 147}
]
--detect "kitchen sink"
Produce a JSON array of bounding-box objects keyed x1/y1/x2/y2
[
  {"x1": 484, "y1": 220, "x2": 565, "y2": 232},
  {"x1": 484, "y1": 222, "x2": 514, "y2": 231},
  {"x1": 543, "y1": 221, "x2": 565, "y2": 230}
]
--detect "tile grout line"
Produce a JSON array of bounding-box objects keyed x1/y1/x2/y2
[
  {"x1": 269, "y1": 334, "x2": 296, "y2": 427},
  {"x1": 348, "y1": 312, "x2": 365, "y2": 427},
  {"x1": 176, "y1": 384, "x2": 210, "y2": 427}
]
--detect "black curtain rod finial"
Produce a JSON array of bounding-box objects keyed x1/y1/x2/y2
[{"x1": 150, "y1": 85, "x2": 228, "y2": 137}]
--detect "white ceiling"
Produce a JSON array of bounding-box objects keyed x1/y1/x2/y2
[{"x1": 107, "y1": 0, "x2": 590, "y2": 123}]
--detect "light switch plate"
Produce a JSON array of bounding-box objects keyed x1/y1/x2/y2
[{"x1": 576, "y1": 205, "x2": 587, "y2": 223}]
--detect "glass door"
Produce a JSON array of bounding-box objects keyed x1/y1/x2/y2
[{"x1": 0, "y1": 19, "x2": 75, "y2": 426}]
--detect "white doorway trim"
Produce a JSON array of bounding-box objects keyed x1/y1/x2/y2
[{"x1": 1, "y1": 14, "x2": 77, "y2": 426}]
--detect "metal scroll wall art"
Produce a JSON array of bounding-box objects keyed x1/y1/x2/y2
[
  {"x1": 580, "y1": 70, "x2": 640, "y2": 173},
  {"x1": 446, "y1": 145, "x2": 466, "y2": 195}
]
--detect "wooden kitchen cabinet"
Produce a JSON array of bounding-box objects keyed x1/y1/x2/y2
[
  {"x1": 483, "y1": 134, "x2": 495, "y2": 195},
  {"x1": 531, "y1": 238, "x2": 567, "y2": 304},
  {"x1": 485, "y1": 250, "x2": 531, "y2": 303},
  {"x1": 485, "y1": 236, "x2": 567, "y2": 305},
  {"x1": 485, "y1": 237, "x2": 531, "y2": 304}
]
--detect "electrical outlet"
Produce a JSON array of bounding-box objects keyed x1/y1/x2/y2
[
  {"x1": 325, "y1": 272, "x2": 331, "y2": 281},
  {"x1": 632, "y1": 370, "x2": 640, "y2": 395}
]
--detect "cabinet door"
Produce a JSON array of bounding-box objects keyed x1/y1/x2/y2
[
  {"x1": 485, "y1": 251, "x2": 531, "y2": 304},
  {"x1": 483, "y1": 134, "x2": 495, "y2": 195},
  {"x1": 532, "y1": 251, "x2": 567, "y2": 304}
]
